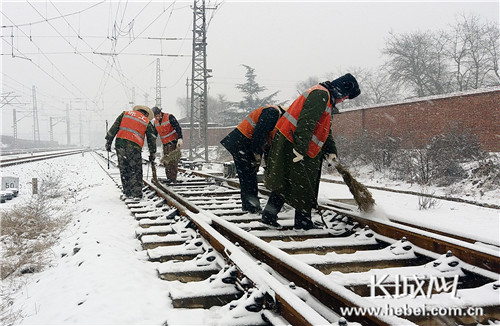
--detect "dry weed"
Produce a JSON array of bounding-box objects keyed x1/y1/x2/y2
[{"x1": 1, "y1": 196, "x2": 71, "y2": 279}]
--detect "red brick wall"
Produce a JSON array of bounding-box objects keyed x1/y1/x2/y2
[
  {"x1": 184, "y1": 89, "x2": 500, "y2": 152},
  {"x1": 332, "y1": 89, "x2": 500, "y2": 151}
]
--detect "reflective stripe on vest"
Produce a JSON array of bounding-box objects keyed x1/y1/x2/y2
[
  {"x1": 275, "y1": 85, "x2": 333, "y2": 158},
  {"x1": 236, "y1": 105, "x2": 281, "y2": 139},
  {"x1": 155, "y1": 113, "x2": 178, "y2": 144},
  {"x1": 116, "y1": 111, "x2": 149, "y2": 147}
]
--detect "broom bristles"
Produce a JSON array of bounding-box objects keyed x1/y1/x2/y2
[{"x1": 334, "y1": 162, "x2": 375, "y2": 212}]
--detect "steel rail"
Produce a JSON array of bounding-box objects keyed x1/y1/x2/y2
[
  {"x1": 0, "y1": 149, "x2": 87, "y2": 167},
  {"x1": 327, "y1": 206, "x2": 500, "y2": 273},
  {"x1": 320, "y1": 177, "x2": 500, "y2": 210},
  {"x1": 93, "y1": 155, "x2": 498, "y2": 324},
  {"x1": 144, "y1": 178, "x2": 405, "y2": 326},
  {"x1": 182, "y1": 168, "x2": 500, "y2": 273}
]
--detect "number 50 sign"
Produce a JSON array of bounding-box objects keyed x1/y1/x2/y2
[{"x1": 2, "y1": 176, "x2": 19, "y2": 191}]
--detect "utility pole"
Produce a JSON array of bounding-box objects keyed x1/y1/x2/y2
[
  {"x1": 32, "y1": 86, "x2": 40, "y2": 146},
  {"x1": 12, "y1": 109, "x2": 17, "y2": 148},
  {"x1": 66, "y1": 104, "x2": 71, "y2": 146},
  {"x1": 186, "y1": 78, "x2": 190, "y2": 119},
  {"x1": 155, "y1": 58, "x2": 161, "y2": 107},
  {"x1": 189, "y1": 0, "x2": 214, "y2": 161},
  {"x1": 50, "y1": 117, "x2": 54, "y2": 142},
  {"x1": 79, "y1": 110, "x2": 82, "y2": 146}
]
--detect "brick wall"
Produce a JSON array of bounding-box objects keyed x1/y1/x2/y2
[
  {"x1": 332, "y1": 88, "x2": 500, "y2": 151},
  {"x1": 183, "y1": 88, "x2": 500, "y2": 152}
]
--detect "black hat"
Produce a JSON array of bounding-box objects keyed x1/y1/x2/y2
[
  {"x1": 152, "y1": 106, "x2": 162, "y2": 116},
  {"x1": 330, "y1": 73, "x2": 361, "y2": 99}
]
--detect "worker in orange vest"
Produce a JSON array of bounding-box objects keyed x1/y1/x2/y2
[
  {"x1": 152, "y1": 107, "x2": 183, "y2": 183},
  {"x1": 221, "y1": 105, "x2": 286, "y2": 213},
  {"x1": 105, "y1": 105, "x2": 157, "y2": 200},
  {"x1": 262, "y1": 74, "x2": 361, "y2": 229}
]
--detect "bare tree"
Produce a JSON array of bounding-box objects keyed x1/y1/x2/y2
[
  {"x1": 382, "y1": 30, "x2": 453, "y2": 97},
  {"x1": 348, "y1": 68, "x2": 403, "y2": 106},
  {"x1": 295, "y1": 76, "x2": 320, "y2": 95},
  {"x1": 485, "y1": 21, "x2": 500, "y2": 84},
  {"x1": 447, "y1": 14, "x2": 500, "y2": 90}
]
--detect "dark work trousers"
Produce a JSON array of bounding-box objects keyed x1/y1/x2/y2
[
  {"x1": 263, "y1": 192, "x2": 312, "y2": 224},
  {"x1": 116, "y1": 146, "x2": 143, "y2": 198},
  {"x1": 163, "y1": 142, "x2": 179, "y2": 182},
  {"x1": 233, "y1": 150, "x2": 261, "y2": 211}
]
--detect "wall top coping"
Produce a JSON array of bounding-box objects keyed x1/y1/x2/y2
[{"x1": 340, "y1": 86, "x2": 500, "y2": 113}]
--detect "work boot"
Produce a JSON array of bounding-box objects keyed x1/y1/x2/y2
[
  {"x1": 294, "y1": 211, "x2": 320, "y2": 230},
  {"x1": 243, "y1": 205, "x2": 262, "y2": 214},
  {"x1": 261, "y1": 210, "x2": 282, "y2": 228},
  {"x1": 242, "y1": 197, "x2": 261, "y2": 214}
]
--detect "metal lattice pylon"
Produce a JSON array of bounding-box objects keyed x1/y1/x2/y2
[
  {"x1": 189, "y1": 0, "x2": 208, "y2": 161},
  {"x1": 155, "y1": 58, "x2": 161, "y2": 108},
  {"x1": 32, "y1": 86, "x2": 40, "y2": 144}
]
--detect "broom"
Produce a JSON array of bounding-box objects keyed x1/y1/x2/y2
[
  {"x1": 151, "y1": 160, "x2": 158, "y2": 182},
  {"x1": 331, "y1": 159, "x2": 375, "y2": 212}
]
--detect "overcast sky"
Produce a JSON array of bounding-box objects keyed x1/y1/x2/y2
[{"x1": 1, "y1": 1, "x2": 498, "y2": 146}]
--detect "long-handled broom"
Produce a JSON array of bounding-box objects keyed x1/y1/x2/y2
[
  {"x1": 151, "y1": 160, "x2": 158, "y2": 182},
  {"x1": 331, "y1": 159, "x2": 375, "y2": 212}
]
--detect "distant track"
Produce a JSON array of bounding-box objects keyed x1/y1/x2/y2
[
  {"x1": 0, "y1": 149, "x2": 87, "y2": 167},
  {"x1": 320, "y1": 177, "x2": 500, "y2": 210}
]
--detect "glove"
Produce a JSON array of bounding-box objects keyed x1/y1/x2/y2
[
  {"x1": 176, "y1": 138, "x2": 183, "y2": 149},
  {"x1": 326, "y1": 153, "x2": 338, "y2": 167},
  {"x1": 149, "y1": 153, "x2": 156, "y2": 163},
  {"x1": 292, "y1": 148, "x2": 304, "y2": 163},
  {"x1": 105, "y1": 142, "x2": 111, "y2": 152}
]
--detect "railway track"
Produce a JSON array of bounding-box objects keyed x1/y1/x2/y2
[
  {"x1": 0, "y1": 148, "x2": 87, "y2": 167},
  {"x1": 95, "y1": 151, "x2": 500, "y2": 325}
]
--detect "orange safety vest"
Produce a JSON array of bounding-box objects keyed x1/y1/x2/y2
[
  {"x1": 116, "y1": 110, "x2": 149, "y2": 147},
  {"x1": 275, "y1": 85, "x2": 333, "y2": 158},
  {"x1": 155, "y1": 113, "x2": 178, "y2": 144},
  {"x1": 237, "y1": 105, "x2": 281, "y2": 140}
]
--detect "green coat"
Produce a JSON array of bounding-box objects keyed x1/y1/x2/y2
[{"x1": 264, "y1": 88, "x2": 337, "y2": 213}]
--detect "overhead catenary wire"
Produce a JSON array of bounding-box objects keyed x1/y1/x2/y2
[
  {"x1": 1, "y1": 35, "x2": 84, "y2": 101},
  {"x1": 31, "y1": 1, "x2": 143, "y2": 107},
  {"x1": 3, "y1": 1, "x2": 196, "y2": 124},
  {"x1": 116, "y1": 2, "x2": 176, "y2": 55},
  {"x1": 0, "y1": 1, "x2": 106, "y2": 28},
  {"x1": 4, "y1": 5, "x2": 95, "y2": 106},
  {"x1": 49, "y1": 0, "x2": 150, "y2": 105}
]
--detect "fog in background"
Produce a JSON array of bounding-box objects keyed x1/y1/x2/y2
[{"x1": 1, "y1": 0, "x2": 498, "y2": 147}]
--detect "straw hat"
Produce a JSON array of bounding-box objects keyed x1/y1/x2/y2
[{"x1": 133, "y1": 105, "x2": 154, "y2": 120}]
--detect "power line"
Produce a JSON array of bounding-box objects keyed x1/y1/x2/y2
[
  {"x1": 0, "y1": 35, "x2": 190, "y2": 40},
  {"x1": 1, "y1": 36, "x2": 83, "y2": 100},
  {"x1": 0, "y1": 1, "x2": 106, "y2": 28},
  {"x1": 1, "y1": 51, "x2": 190, "y2": 56},
  {"x1": 117, "y1": 2, "x2": 176, "y2": 55},
  {"x1": 48, "y1": 0, "x2": 149, "y2": 104}
]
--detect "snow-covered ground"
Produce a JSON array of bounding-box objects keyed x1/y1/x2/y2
[{"x1": 1, "y1": 150, "x2": 498, "y2": 325}]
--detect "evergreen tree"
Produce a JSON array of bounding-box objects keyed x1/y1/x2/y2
[{"x1": 235, "y1": 65, "x2": 280, "y2": 115}]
